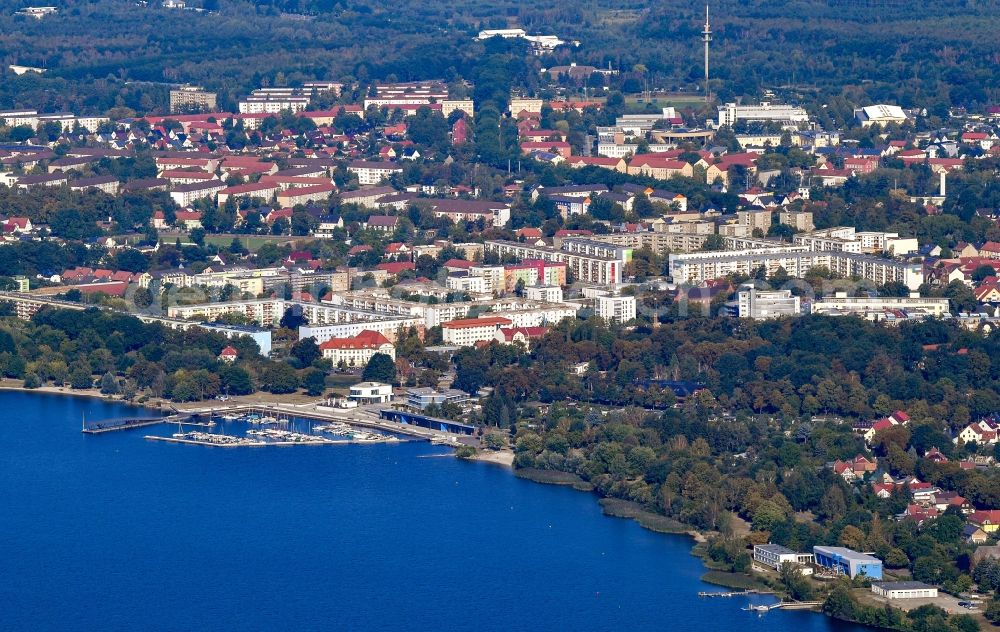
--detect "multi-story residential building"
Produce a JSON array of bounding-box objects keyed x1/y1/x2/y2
[
  {"x1": 318, "y1": 330, "x2": 395, "y2": 367},
  {"x1": 594, "y1": 295, "x2": 636, "y2": 324},
  {"x1": 503, "y1": 260, "x2": 567, "y2": 292},
  {"x1": 524, "y1": 285, "x2": 563, "y2": 302},
  {"x1": 169, "y1": 180, "x2": 226, "y2": 206},
  {"x1": 668, "y1": 248, "x2": 924, "y2": 290},
  {"x1": 441, "y1": 100, "x2": 474, "y2": 118},
  {"x1": 337, "y1": 186, "x2": 396, "y2": 209},
  {"x1": 491, "y1": 305, "x2": 577, "y2": 328},
  {"x1": 277, "y1": 184, "x2": 336, "y2": 207},
  {"x1": 217, "y1": 182, "x2": 280, "y2": 206},
  {"x1": 508, "y1": 97, "x2": 544, "y2": 115},
  {"x1": 779, "y1": 210, "x2": 815, "y2": 232},
  {"x1": 347, "y1": 161, "x2": 404, "y2": 186},
  {"x1": 737, "y1": 209, "x2": 773, "y2": 235},
  {"x1": 441, "y1": 316, "x2": 513, "y2": 346},
  {"x1": 238, "y1": 88, "x2": 309, "y2": 114},
  {"x1": 167, "y1": 298, "x2": 420, "y2": 343},
  {"x1": 446, "y1": 274, "x2": 490, "y2": 294},
  {"x1": 733, "y1": 284, "x2": 801, "y2": 319},
  {"x1": 169, "y1": 86, "x2": 218, "y2": 113},
  {"x1": 69, "y1": 176, "x2": 119, "y2": 196},
  {"x1": 486, "y1": 240, "x2": 627, "y2": 286},
  {"x1": 416, "y1": 198, "x2": 512, "y2": 228},
  {"x1": 626, "y1": 155, "x2": 694, "y2": 180}
]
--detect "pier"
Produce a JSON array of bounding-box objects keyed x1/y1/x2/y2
[
  {"x1": 698, "y1": 589, "x2": 770, "y2": 598},
  {"x1": 81, "y1": 410, "x2": 212, "y2": 434},
  {"x1": 81, "y1": 416, "x2": 170, "y2": 434},
  {"x1": 742, "y1": 601, "x2": 824, "y2": 613}
]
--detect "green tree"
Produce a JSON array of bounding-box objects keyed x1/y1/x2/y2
[
  {"x1": 259, "y1": 362, "x2": 299, "y2": 394},
  {"x1": 362, "y1": 353, "x2": 397, "y2": 384},
  {"x1": 290, "y1": 337, "x2": 321, "y2": 367},
  {"x1": 302, "y1": 368, "x2": 327, "y2": 396}
]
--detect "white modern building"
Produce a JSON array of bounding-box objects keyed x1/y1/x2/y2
[
  {"x1": 734, "y1": 284, "x2": 801, "y2": 319},
  {"x1": 871, "y1": 582, "x2": 937, "y2": 599},
  {"x1": 716, "y1": 102, "x2": 809, "y2": 128},
  {"x1": 347, "y1": 161, "x2": 404, "y2": 186},
  {"x1": 348, "y1": 382, "x2": 393, "y2": 405},
  {"x1": 811, "y1": 293, "x2": 950, "y2": 319},
  {"x1": 595, "y1": 295, "x2": 636, "y2": 324},
  {"x1": 524, "y1": 285, "x2": 564, "y2": 303},
  {"x1": 752, "y1": 544, "x2": 815, "y2": 573}
]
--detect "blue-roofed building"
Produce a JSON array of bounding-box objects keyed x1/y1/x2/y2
[{"x1": 813, "y1": 545, "x2": 883, "y2": 579}]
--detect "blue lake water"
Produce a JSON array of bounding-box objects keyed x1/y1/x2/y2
[{"x1": 0, "y1": 391, "x2": 873, "y2": 631}]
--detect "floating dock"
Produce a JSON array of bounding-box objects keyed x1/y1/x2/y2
[
  {"x1": 698, "y1": 590, "x2": 762, "y2": 598},
  {"x1": 82, "y1": 417, "x2": 168, "y2": 434}
]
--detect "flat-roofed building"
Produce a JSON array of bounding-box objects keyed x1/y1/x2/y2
[
  {"x1": 717, "y1": 102, "x2": 809, "y2": 128},
  {"x1": 813, "y1": 546, "x2": 882, "y2": 579},
  {"x1": 669, "y1": 248, "x2": 923, "y2": 290},
  {"x1": 347, "y1": 161, "x2": 403, "y2": 186},
  {"x1": 733, "y1": 284, "x2": 800, "y2": 319},
  {"x1": 348, "y1": 381, "x2": 392, "y2": 404},
  {"x1": 169, "y1": 86, "x2": 218, "y2": 113},
  {"x1": 753, "y1": 544, "x2": 815, "y2": 572},
  {"x1": 485, "y1": 240, "x2": 626, "y2": 286},
  {"x1": 595, "y1": 295, "x2": 636, "y2": 324},
  {"x1": 871, "y1": 582, "x2": 937, "y2": 599},
  {"x1": 810, "y1": 292, "x2": 950, "y2": 319}
]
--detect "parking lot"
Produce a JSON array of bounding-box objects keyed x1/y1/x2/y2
[{"x1": 862, "y1": 590, "x2": 982, "y2": 615}]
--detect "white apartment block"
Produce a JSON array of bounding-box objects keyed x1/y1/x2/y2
[
  {"x1": 735, "y1": 285, "x2": 801, "y2": 319},
  {"x1": 238, "y1": 91, "x2": 310, "y2": 114},
  {"x1": 446, "y1": 274, "x2": 489, "y2": 294},
  {"x1": 167, "y1": 298, "x2": 421, "y2": 343},
  {"x1": 669, "y1": 248, "x2": 924, "y2": 290},
  {"x1": 348, "y1": 161, "x2": 404, "y2": 186},
  {"x1": 169, "y1": 180, "x2": 226, "y2": 206},
  {"x1": 492, "y1": 305, "x2": 577, "y2": 328},
  {"x1": 524, "y1": 285, "x2": 563, "y2": 302},
  {"x1": 595, "y1": 295, "x2": 636, "y2": 324},
  {"x1": 792, "y1": 227, "x2": 917, "y2": 255}
]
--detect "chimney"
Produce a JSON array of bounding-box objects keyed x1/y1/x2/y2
[{"x1": 939, "y1": 170, "x2": 946, "y2": 198}]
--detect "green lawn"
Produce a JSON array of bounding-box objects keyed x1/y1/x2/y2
[{"x1": 161, "y1": 234, "x2": 297, "y2": 252}]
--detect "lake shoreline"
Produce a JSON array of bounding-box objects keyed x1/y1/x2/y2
[{"x1": 0, "y1": 387, "x2": 854, "y2": 628}]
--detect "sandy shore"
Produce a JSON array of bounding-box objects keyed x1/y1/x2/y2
[
  {"x1": 0, "y1": 380, "x2": 147, "y2": 406},
  {"x1": 471, "y1": 449, "x2": 514, "y2": 467}
]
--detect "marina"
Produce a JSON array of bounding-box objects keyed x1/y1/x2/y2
[{"x1": 79, "y1": 402, "x2": 458, "y2": 448}]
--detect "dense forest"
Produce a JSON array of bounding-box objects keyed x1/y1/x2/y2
[{"x1": 1, "y1": 0, "x2": 998, "y2": 118}]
